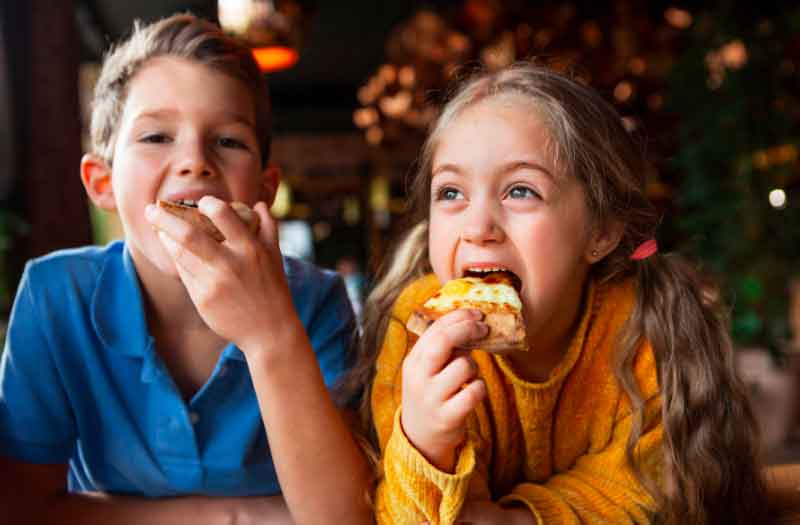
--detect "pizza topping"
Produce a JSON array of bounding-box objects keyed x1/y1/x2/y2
[{"x1": 424, "y1": 271, "x2": 522, "y2": 312}]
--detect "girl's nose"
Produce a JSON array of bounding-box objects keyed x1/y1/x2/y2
[{"x1": 461, "y1": 204, "x2": 505, "y2": 245}]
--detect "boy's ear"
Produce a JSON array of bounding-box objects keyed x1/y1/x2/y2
[
  {"x1": 260, "y1": 163, "x2": 281, "y2": 207},
  {"x1": 80, "y1": 153, "x2": 116, "y2": 211},
  {"x1": 585, "y1": 217, "x2": 625, "y2": 263}
]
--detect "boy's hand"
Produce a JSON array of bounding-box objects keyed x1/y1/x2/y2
[
  {"x1": 146, "y1": 196, "x2": 298, "y2": 352},
  {"x1": 400, "y1": 308, "x2": 488, "y2": 472}
]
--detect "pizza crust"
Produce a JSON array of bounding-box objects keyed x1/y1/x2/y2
[
  {"x1": 156, "y1": 200, "x2": 260, "y2": 242},
  {"x1": 406, "y1": 305, "x2": 527, "y2": 353}
]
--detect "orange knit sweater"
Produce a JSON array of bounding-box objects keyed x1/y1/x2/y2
[{"x1": 371, "y1": 274, "x2": 663, "y2": 525}]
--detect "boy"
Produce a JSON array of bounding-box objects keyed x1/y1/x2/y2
[{"x1": 0, "y1": 14, "x2": 371, "y2": 525}]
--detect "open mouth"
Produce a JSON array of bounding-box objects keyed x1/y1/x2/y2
[
  {"x1": 171, "y1": 199, "x2": 199, "y2": 208},
  {"x1": 463, "y1": 268, "x2": 522, "y2": 292}
]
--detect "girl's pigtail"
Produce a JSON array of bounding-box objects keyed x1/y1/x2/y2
[
  {"x1": 335, "y1": 221, "x2": 431, "y2": 468},
  {"x1": 630, "y1": 253, "x2": 769, "y2": 524}
]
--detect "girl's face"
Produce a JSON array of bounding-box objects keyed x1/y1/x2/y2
[{"x1": 428, "y1": 96, "x2": 610, "y2": 354}]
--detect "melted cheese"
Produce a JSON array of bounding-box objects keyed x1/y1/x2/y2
[{"x1": 424, "y1": 276, "x2": 522, "y2": 312}]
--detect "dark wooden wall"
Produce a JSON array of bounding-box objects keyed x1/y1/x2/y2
[{"x1": 1, "y1": 0, "x2": 92, "y2": 304}]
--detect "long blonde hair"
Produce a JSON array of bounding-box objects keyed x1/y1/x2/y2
[{"x1": 340, "y1": 62, "x2": 768, "y2": 524}]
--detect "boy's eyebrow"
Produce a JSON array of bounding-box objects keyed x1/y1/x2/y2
[{"x1": 132, "y1": 109, "x2": 256, "y2": 126}]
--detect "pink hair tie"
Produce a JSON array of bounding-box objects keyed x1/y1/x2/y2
[{"x1": 630, "y1": 239, "x2": 658, "y2": 260}]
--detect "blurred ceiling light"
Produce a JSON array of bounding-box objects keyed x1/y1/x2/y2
[
  {"x1": 664, "y1": 7, "x2": 692, "y2": 29},
  {"x1": 353, "y1": 107, "x2": 379, "y2": 129},
  {"x1": 398, "y1": 65, "x2": 416, "y2": 87},
  {"x1": 218, "y1": 0, "x2": 311, "y2": 72},
  {"x1": 378, "y1": 64, "x2": 397, "y2": 84},
  {"x1": 769, "y1": 189, "x2": 787, "y2": 209},
  {"x1": 379, "y1": 91, "x2": 412, "y2": 118},
  {"x1": 720, "y1": 40, "x2": 747, "y2": 70},
  {"x1": 365, "y1": 126, "x2": 384, "y2": 146},
  {"x1": 614, "y1": 81, "x2": 634, "y2": 102},
  {"x1": 629, "y1": 57, "x2": 647, "y2": 75}
]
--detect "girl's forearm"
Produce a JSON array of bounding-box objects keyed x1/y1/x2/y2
[{"x1": 244, "y1": 322, "x2": 373, "y2": 525}]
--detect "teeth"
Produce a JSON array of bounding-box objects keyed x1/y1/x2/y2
[
  {"x1": 466, "y1": 267, "x2": 508, "y2": 273},
  {"x1": 176, "y1": 199, "x2": 198, "y2": 207}
]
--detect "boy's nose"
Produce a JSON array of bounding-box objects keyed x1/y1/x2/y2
[{"x1": 177, "y1": 141, "x2": 214, "y2": 177}]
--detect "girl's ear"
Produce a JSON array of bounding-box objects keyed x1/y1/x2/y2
[
  {"x1": 585, "y1": 218, "x2": 625, "y2": 263},
  {"x1": 80, "y1": 153, "x2": 116, "y2": 211},
  {"x1": 260, "y1": 163, "x2": 282, "y2": 207}
]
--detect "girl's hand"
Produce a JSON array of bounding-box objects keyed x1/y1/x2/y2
[
  {"x1": 401, "y1": 308, "x2": 488, "y2": 472},
  {"x1": 146, "y1": 196, "x2": 296, "y2": 352}
]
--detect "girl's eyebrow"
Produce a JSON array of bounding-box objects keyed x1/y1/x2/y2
[{"x1": 432, "y1": 160, "x2": 557, "y2": 182}]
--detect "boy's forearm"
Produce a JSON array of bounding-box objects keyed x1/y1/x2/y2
[
  {"x1": 16, "y1": 493, "x2": 292, "y2": 525},
  {"x1": 244, "y1": 323, "x2": 373, "y2": 525}
]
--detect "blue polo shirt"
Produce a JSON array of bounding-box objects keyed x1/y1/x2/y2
[{"x1": 0, "y1": 241, "x2": 355, "y2": 497}]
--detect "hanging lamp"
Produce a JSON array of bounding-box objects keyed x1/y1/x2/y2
[{"x1": 218, "y1": 0, "x2": 312, "y2": 72}]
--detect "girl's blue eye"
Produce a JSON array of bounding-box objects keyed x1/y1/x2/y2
[
  {"x1": 508, "y1": 185, "x2": 539, "y2": 199},
  {"x1": 437, "y1": 187, "x2": 463, "y2": 201}
]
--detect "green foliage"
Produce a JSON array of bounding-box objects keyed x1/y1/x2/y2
[{"x1": 668, "y1": 5, "x2": 800, "y2": 351}]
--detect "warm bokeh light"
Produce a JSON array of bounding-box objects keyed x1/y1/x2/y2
[
  {"x1": 218, "y1": 0, "x2": 255, "y2": 35},
  {"x1": 614, "y1": 81, "x2": 634, "y2": 102},
  {"x1": 252, "y1": 47, "x2": 299, "y2": 72},
  {"x1": 664, "y1": 7, "x2": 692, "y2": 29},
  {"x1": 720, "y1": 40, "x2": 748, "y2": 69},
  {"x1": 769, "y1": 189, "x2": 787, "y2": 209}
]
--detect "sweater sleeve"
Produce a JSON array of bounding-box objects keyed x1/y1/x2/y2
[
  {"x1": 498, "y1": 395, "x2": 663, "y2": 525},
  {"x1": 371, "y1": 275, "x2": 487, "y2": 525}
]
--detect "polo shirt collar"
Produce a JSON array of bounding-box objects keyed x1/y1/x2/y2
[
  {"x1": 91, "y1": 243, "x2": 151, "y2": 358},
  {"x1": 91, "y1": 243, "x2": 249, "y2": 364}
]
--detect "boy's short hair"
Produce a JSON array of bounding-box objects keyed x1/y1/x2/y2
[{"x1": 90, "y1": 13, "x2": 271, "y2": 165}]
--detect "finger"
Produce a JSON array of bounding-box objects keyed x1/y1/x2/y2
[
  {"x1": 430, "y1": 355, "x2": 479, "y2": 402},
  {"x1": 197, "y1": 196, "x2": 252, "y2": 245},
  {"x1": 414, "y1": 319, "x2": 488, "y2": 376},
  {"x1": 253, "y1": 201, "x2": 279, "y2": 247},
  {"x1": 145, "y1": 203, "x2": 223, "y2": 265},
  {"x1": 440, "y1": 378, "x2": 486, "y2": 426},
  {"x1": 156, "y1": 230, "x2": 207, "y2": 281}
]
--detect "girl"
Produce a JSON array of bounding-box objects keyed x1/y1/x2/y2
[{"x1": 345, "y1": 63, "x2": 769, "y2": 524}]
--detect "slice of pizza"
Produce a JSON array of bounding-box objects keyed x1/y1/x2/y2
[
  {"x1": 406, "y1": 270, "x2": 527, "y2": 352},
  {"x1": 156, "y1": 199, "x2": 260, "y2": 242}
]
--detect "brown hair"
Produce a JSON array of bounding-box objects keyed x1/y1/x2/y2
[
  {"x1": 342, "y1": 62, "x2": 768, "y2": 524},
  {"x1": 90, "y1": 13, "x2": 271, "y2": 165}
]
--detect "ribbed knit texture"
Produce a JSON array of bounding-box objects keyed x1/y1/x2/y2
[{"x1": 372, "y1": 274, "x2": 663, "y2": 525}]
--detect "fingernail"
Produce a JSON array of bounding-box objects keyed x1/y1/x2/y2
[{"x1": 145, "y1": 204, "x2": 156, "y2": 219}]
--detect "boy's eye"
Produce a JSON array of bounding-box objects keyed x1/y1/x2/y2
[
  {"x1": 141, "y1": 133, "x2": 170, "y2": 144},
  {"x1": 507, "y1": 185, "x2": 539, "y2": 199},
  {"x1": 436, "y1": 187, "x2": 464, "y2": 201},
  {"x1": 218, "y1": 137, "x2": 248, "y2": 149}
]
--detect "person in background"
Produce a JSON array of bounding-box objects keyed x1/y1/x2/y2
[
  {"x1": 342, "y1": 62, "x2": 768, "y2": 524},
  {"x1": 336, "y1": 256, "x2": 368, "y2": 325},
  {"x1": 0, "y1": 14, "x2": 371, "y2": 525}
]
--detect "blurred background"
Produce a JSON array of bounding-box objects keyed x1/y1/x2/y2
[{"x1": 1, "y1": 0, "x2": 799, "y2": 460}]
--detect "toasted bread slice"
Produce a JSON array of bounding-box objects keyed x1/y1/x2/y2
[
  {"x1": 406, "y1": 272, "x2": 527, "y2": 352},
  {"x1": 157, "y1": 200, "x2": 260, "y2": 242}
]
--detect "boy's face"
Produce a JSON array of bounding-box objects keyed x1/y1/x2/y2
[{"x1": 84, "y1": 56, "x2": 273, "y2": 278}]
